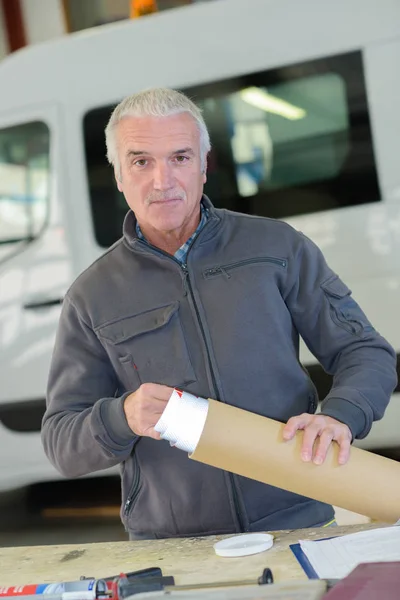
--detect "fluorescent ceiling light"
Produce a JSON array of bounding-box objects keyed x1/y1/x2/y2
[{"x1": 240, "y1": 87, "x2": 306, "y2": 120}]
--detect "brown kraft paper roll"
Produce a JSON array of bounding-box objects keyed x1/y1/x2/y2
[{"x1": 190, "y1": 399, "x2": 400, "y2": 523}]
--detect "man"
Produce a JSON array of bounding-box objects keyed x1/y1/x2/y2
[{"x1": 42, "y1": 88, "x2": 397, "y2": 539}]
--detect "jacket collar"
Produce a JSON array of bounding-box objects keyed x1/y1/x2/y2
[{"x1": 122, "y1": 194, "x2": 220, "y2": 249}]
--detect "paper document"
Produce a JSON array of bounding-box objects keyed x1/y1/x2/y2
[{"x1": 298, "y1": 527, "x2": 400, "y2": 579}]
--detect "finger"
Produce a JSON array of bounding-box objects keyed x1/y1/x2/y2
[
  {"x1": 282, "y1": 414, "x2": 312, "y2": 440},
  {"x1": 152, "y1": 384, "x2": 175, "y2": 400},
  {"x1": 147, "y1": 398, "x2": 170, "y2": 414},
  {"x1": 312, "y1": 429, "x2": 334, "y2": 465},
  {"x1": 337, "y1": 434, "x2": 351, "y2": 465},
  {"x1": 154, "y1": 386, "x2": 175, "y2": 401},
  {"x1": 127, "y1": 400, "x2": 165, "y2": 427},
  {"x1": 141, "y1": 383, "x2": 174, "y2": 401},
  {"x1": 301, "y1": 424, "x2": 322, "y2": 462},
  {"x1": 135, "y1": 398, "x2": 169, "y2": 420},
  {"x1": 146, "y1": 427, "x2": 162, "y2": 441}
]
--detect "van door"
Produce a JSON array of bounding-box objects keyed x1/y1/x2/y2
[{"x1": 0, "y1": 105, "x2": 72, "y2": 488}]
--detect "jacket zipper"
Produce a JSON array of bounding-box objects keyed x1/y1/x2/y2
[
  {"x1": 204, "y1": 257, "x2": 287, "y2": 278},
  {"x1": 181, "y1": 261, "x2": 245, "y2": 532},
  {"x1": 135, "y1": 223, "x2": 246, "y2": 532},
  {"x1": 181, "y1": 263, "x2": 220, "y2": 398},
  {"x1": 123, "y1": 453, "x2": 141, "y2": 517}
]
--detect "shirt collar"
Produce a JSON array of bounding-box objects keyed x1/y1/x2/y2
[{"x1": 135, "y1": 201, "x2": 208, "y2": 249}]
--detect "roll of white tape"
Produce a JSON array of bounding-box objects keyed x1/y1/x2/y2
[{"x1": 155, "y1": 389, "x2": 209, "y2": 453}]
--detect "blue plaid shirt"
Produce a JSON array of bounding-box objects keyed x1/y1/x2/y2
[{"x1": 136, "y1": 202, "x2": 208, "y2": 264}]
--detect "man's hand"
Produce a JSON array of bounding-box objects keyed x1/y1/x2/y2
[
  {"x1": 282, "y1": 414, "x2": 352, "y2": 465},
  {"x1": 124, "y1": 383, "x2": 173, "y2": 440}
]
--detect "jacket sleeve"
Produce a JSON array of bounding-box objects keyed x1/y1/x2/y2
[
  {"x1": 284, "y1": 232, "x2": 397, "y2": 439},
  {"x1": 41, "y1": 294, "x2": 138, "y2": 478}
]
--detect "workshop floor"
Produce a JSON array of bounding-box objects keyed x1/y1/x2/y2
[{"x1": 0, "y1": 476, "x2": 371, "y2": 548}]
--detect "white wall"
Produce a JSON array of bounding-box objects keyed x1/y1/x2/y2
[
  {"x1": 21, "y1": 0, "x2": 66, "y2": 45},
  {"x1": 0, "y1": 2, "x2": 9, "y2": 60}
]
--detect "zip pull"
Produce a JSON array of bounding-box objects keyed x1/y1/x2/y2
[
  {"x1": 124, "y1": 497, "x2": 133, "y2": 516},
  {"x1": 181, "y1": 263, "x2": 189, "y2": 296},
  {"x1": 204, "y1": 266, "x2": 231, "y2": 279},
  {"x1": 204, "y1": 266, "x2": 222, "y2": 277},
  {"x1": 220, "y1": 267, "x2": 231, "y2": 280}
]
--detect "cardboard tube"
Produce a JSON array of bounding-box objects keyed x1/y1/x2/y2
[{"x1": 190, "y1": 399, "x2": 400, "y2": 523}]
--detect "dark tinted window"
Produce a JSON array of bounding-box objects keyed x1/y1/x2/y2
[
  {"x1": 0, "y1": 121, "x2": 50, "y2": 260},
  {"x1": 83, "y1": 51, "x2": 379, "y2": 248}
]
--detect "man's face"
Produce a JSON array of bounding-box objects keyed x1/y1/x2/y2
[{"x1": 115, "y1": 113, "x2": 206, "y2": 236}]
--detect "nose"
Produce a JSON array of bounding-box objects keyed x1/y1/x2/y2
[{"x1": 153, "y1": 160, "x2": 174, "y2": 190}]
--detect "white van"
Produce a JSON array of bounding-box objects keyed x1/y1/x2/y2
[{"x1": 0, "y1": 0, "x2": 399, "y2": 491}]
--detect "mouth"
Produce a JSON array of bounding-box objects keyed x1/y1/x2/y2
[{"x1": 150, "y1": 198, "x2": 182, "y2": 205}]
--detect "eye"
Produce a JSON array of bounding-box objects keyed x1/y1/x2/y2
[
  {"x1": 134, "y1": 159, "x2": 147, "y2": 167},
  {"x1": 174, "y1": 155, "x2": 189, "y2": 163}
]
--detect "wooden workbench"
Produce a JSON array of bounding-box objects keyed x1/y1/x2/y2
[{"x1": 0, "y1": 523, "x2": 384, "y2": 587}]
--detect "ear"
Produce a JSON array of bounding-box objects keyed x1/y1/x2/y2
[
  {"x1": 202, "y1": 156, "x2": 207, "y2": 183},
  {"x1": 115, "y1": 168, "x2": 123, "y2": 192}
]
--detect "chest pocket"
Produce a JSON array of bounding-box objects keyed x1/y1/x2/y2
[{"x1": 97, "y1": 302, "x2": 197, "y2": 389}]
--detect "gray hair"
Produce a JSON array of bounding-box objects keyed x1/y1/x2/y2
[{"x1": 105, "y1": 88, "x2": 211, "y2": 177}]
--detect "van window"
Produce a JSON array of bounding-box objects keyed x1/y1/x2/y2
[
  {"x1": 0, "y1": 122, "x2": 50, "y2": 256},
  {"x1": 83, "y1": 51, "x2": 379, "y2": 248}
]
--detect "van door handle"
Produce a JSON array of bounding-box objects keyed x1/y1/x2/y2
[{"x1": 23, "y1": 297, "x2": 64, "y2": 310}]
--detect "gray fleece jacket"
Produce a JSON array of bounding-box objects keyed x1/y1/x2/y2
[{"x1": 42, "y1": 195, "x2": 397, "y2": 538}]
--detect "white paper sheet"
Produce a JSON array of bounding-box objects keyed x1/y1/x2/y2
[{"x1": 299, "y1": 527, "x2": 400, "y2": 579}]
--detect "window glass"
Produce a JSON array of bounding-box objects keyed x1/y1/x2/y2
[
  {"x1": 200, "y1": 72, "x2": 349, "y2": 200},
  {"x1": 0, "y1": 122, "x2": 50, "y2": 249},
  {"x1": 83, "y1": 51, "x2": 379, "y2": 248}
]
